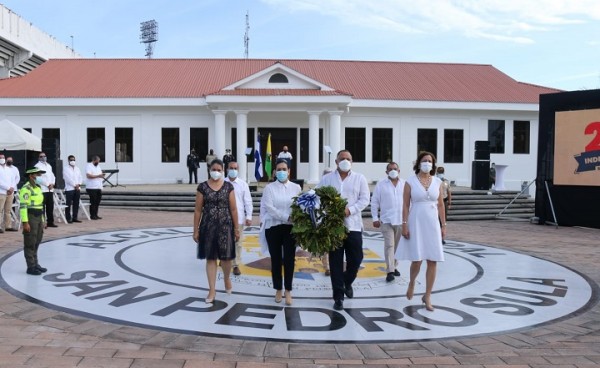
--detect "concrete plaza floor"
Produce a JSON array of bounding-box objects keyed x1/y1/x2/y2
[{"x1": 0, "y1": 193, "x2": 599, "y2": 367}]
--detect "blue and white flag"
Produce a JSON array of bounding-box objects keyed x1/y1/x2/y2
[{"x1": 254, "y1": 133, "x2": 263, "y2": 182}]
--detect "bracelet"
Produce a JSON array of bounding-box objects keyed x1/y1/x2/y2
[
  {"x1": 402, "y1": 221, "x2": 407, "y2": 224},
  {"x1": 441, "y1": 223, "x2": 447, "y2": 227}
]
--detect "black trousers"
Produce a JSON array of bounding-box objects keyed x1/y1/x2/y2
[
  {"x1": 329, "y1": 231, "x2": 363, "y2": 302},
  {"x1": 86, "y1": 189, "x2": 102, "y2": 218},
  {"x1": 266, "y1": 224, "x2": 296, "y2": 291},
  {"x1": 42, "y1": 192, "x2": 55, "y2": 225},
  {"x1": 188, "y1": 167, "x2": 198, "y2": 184},
  {"x1": 65, "y1": 189, "x2": 80, "y2": 221},
  {"x1": 23, "y1": 212, "x2": 44, "y2": 268}
]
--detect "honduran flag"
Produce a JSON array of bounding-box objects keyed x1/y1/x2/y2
[{"x1": 254, "y1": 133, "x2": 263, "y2": 182}]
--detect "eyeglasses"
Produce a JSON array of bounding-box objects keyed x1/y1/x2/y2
[{"x1": 39, "y1": 156, "x2": 46, "y2": 158}]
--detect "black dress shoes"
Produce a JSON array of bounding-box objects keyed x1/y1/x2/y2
[
  {"x1": 26, "y1": 267, "x2": 42, "y2": 276},
  {"x1": 344, "y1": 284, "x2": 354, "y2": 299},
  {"x1": 6, "y1": 228, "x2": 18, "y2": 232},
  {"x1": 47, "y1": 223, "x2": 58, "y2": 227},
  {"x1": 91, "y1": 216, "x2": 103, "y2": 220},
  {"x1": 393, "y1": 269, "x2": 401, "y2": 277},
  {"x1": 386, "y1": 272, "x2": 395, "y2": 282},
  {"x1": 333, "y1": 300, "x2": 344, "y2": 310},
  {"x1": 72, "y1": 219, "x2": 82, "y2": 223},
  {"x1": 35, "y1": 264, "x2": 48, "y2": 273}
]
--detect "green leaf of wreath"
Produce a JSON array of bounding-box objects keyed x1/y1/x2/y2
[{"x1": 291, "y1": 186, "x2": 348, "y2": 256}]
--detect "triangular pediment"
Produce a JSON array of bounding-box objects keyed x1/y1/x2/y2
[{"x1": 223, "y1": 62, "x2": 334, "y2": 91}]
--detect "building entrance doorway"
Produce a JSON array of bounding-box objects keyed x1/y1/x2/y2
[{"x1": 257, "y1": 128, "x2": 297, "y2": 181}]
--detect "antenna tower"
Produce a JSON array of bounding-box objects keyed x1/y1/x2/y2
[
  {"x1": 244, "y1": 11, "x2": 250, "y2": 59},
  {"x1": 140, "y1": 20, "x2": 159, "y2": 58}
]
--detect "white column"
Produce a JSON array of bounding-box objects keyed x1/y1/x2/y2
[
  {"x1": 328, "y1": 111, "x2": 342, "y2": 162},
  {"x1": 213, "y1": 110, "x2": 227, "y2": 160},
  {"x1": 235, "y1": 110, "x2": 248, "y2": 182},
  {"x1": 308, "y1": 111, "x2": 321, "y2": 184}
]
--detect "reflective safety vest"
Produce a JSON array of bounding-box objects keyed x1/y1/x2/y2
[{"x1": 19, "y1": 181, "x2": 45, "y2": 223}]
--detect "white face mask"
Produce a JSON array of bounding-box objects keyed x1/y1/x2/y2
[
  {"x1": 227, "y1": 169, "x2": 238, "y2": 178},
  {"x1": 338, "y1": 159, "x2": 352, "y2": 172},
  {"x1": 210, "y1": 171, "x2": 222, "y2": 180},
  {"x1": 436, "y1": 173, "x2": 444, "y2": 179},
  {"x1": 387, "y1": 169, "x2": 399, "y2": 179},
  {"x1": 0, "y1": 159, "x2": 5, "y2": 165},
  {"x1": 69, "y1": 160, "x2": 76, "y2": 166},
  {"x1": 420, "y1": 162, "x2": 433, "y2": 173}
]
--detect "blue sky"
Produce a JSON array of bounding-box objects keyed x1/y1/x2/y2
[{"x1": 2, "y1": 0, "x2": 599, "y2": 91}]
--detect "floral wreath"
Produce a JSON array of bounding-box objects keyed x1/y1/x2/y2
[{"x1": 290, "y1": 186, "x2": 348, "y2": 256}]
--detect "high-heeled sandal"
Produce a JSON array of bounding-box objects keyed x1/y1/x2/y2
[
  {"x1": 224, "y1": 279, "x2": 232, "y2": 295},
  {"x1": 275, "y1": 290, "x2": 282, "y2": 303},
  {"x1": 205, "y1": 293, "x2": 216, "y2": 304},
  {"x1": 422, "y1": 296, "x2": 434, "y2": 311},
  {"x1": 285, "y1": 290, "x2": 292, "y2": 306},
  {"x1": 406, "y1": 282, "x2": 415, "y2": 300}
]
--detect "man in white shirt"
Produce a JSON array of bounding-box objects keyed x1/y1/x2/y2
[
  {"x1": 85, "y1": 155, "x2": 105, "y2": 220},
  {"x1": 0, "y1": 153, "x2": 17, "y2": 233},
  {"x1": 317, "y1": 149, "x2": 370, "y2": 311},
  {"x1": 371, "y1": 162, "x2": 405, "y2": 282},
  {"x1": 225, "y1": 160, "x2": 253, "y2": 276},
  {"x1": 277, "y1": 146, "x2": 293, "y2": 168},
  {"x1": 63, "y1": 155, "x2": 83, "y2": 223},
  {"x1": 4, "y1": 157, "x2": 20, "y2": 231},
  {"x1": 34, "y1": 152, "x2": 58, "y2": 227}
]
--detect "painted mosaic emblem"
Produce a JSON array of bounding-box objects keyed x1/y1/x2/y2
[{"x1": 0, "y1": 227, "x2": 595, "y2": 342}]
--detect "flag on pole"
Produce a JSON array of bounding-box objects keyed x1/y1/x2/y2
[
  {"x1": 254, "y1": 133, "x2": 263, "y2": 182},
  {"x1": 265, "y1": 133, "x2": 272, "y2": 179}
]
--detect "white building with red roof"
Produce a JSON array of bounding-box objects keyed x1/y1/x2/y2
[{"x1": 0, "y1": 58, "x2": 559, "y2": 189}]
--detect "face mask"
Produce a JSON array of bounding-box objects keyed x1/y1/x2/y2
[
  {"x1": 6, "y1": 161, "x2": 12, "y2": 166},
  {"x1": 210, "y1": 171, "x2": 222, "y2": 180},
  {"x1": 93, "y1": 162, "x2": 99, "y2": 166},
  {"x1": 69, "y1": 160, "x2": 76, "y2": 166},
  {"x1": 35, "y1": 176, "x2": 44, "y2": 185},
  {"x1": 436, "y1": 173, "x2": 444, "y2": 179},
  {"x1": 0, "y1": 159, "x2": 5, "y2": 165},
  {"x1": 227, "y1": 169, "x2": 238, "y2": 178},
  {"x1": 420, "y1": 162, "x2": 433, "y2": 173},
  {"x1": 39, "y1": 157, "x2": 47, "y2": 162},
  {"x1": 338, "y1": 159, "x2": 351, "y2": 172},
  {"x1": 388, "y1": 169, "x2": 399, "y2": 179},
  {"x1": 276, "y1": 171, "x2": 288, "y2": 182}
]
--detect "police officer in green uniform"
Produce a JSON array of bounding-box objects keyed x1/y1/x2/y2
[{"x1": 20, "y1": 167, "x2": 48, "y2": 276}]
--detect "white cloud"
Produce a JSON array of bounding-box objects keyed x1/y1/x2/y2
[{"x1": 261, "y1": 0, "x2": 600, "y2": 43}]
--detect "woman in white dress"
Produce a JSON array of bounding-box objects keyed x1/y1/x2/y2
[{"x1": 399, "y1": 151, "x2": 447, "y2": 311}]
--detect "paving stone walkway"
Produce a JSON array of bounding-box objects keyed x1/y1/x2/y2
[{"x1": 0, "y1": 203, "x2": 598, "y2": 367}]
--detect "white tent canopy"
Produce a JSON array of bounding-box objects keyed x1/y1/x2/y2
[{"x1": 0, "y1": 119, "x2": 41, "y2": 151}]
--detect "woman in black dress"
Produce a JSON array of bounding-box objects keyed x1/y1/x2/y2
[{"x1": 193, "y1": 159, "x2": 240, "y2": 303}]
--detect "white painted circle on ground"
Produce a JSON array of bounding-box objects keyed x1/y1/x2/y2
[{"x1": 0, "y1": 227, "x2": 596, "y2": 342}]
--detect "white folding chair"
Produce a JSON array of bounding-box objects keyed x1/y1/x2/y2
[
  {"x1": 53, "y1": 189, "x2": 68, "y2": 224},
  {"x1": 79, "y1": 196, "x2": 92, "y2": 221},
  {"x1": 10, "y1": 195, "x2": 21, "y2": 230}
]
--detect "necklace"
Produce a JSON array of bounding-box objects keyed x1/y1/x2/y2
[
  {"x1": 418, "y1": 174, "x2": 431, "y2": 190},
  {"x1": 418, "y1": 174, "x2": 432, "y2": 200}
]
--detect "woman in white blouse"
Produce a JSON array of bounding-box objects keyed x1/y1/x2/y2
[{"x1": 260, "y1": 159, "x2": 301, "y2": 305}]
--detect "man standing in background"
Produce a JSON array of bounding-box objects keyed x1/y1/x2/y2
[
  {"x1": 85, "y1": 155, "x2": 105, "y2": 220},
  {"x1": 63, "y1": 155, "x2": 83, "y2": 223},
  {"x1": 225, "y1": 160, "x2": 253, "y2": 276},
  {"x1": 0, "y1": 153, "x2": 16, "y2": 233},
  {"x1": 186, "y1": 148, "x2": 199, "y2": 184},
  {"x1": 371, "y1": 162, "x2": 405, "y2": 282},
  {"x1": 34, "y1": 152, "x2": 57, "y2": 228}
]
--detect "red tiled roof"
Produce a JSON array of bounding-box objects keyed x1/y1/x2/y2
[
  {"x1": 0, "y1": 58, "x2": 560, "y2": 103},
  {"x1": 209, "y1": 89, "x2": 351, "y2": 96}
]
